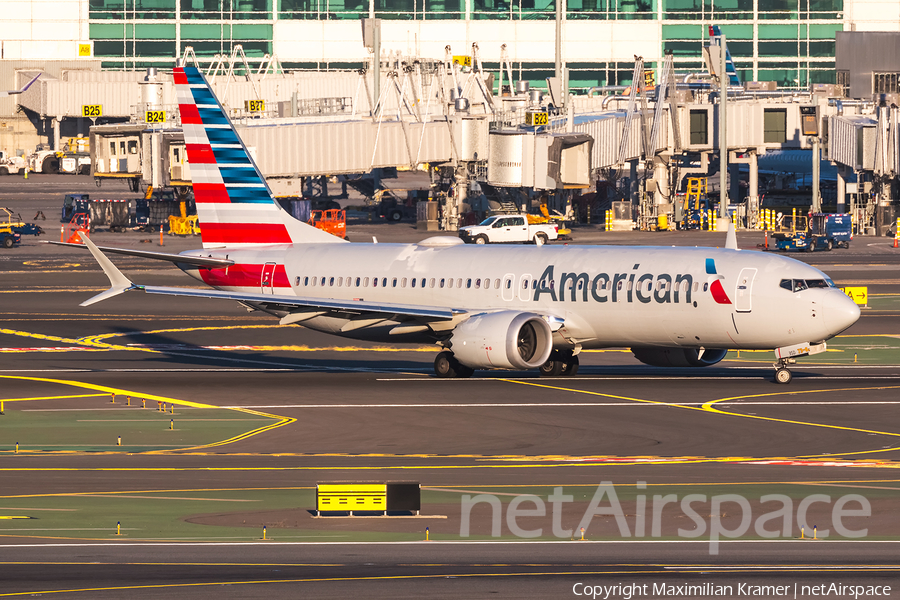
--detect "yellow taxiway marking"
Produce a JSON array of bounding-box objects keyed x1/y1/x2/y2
[
  {"x1": 0, "y1": 517, "x2": 31, "y2": 520},
  {"x1": 0, "y1": 376, "x2": 294, "y2": 453},
  {"x1": 700, "y1": 386, "x2": 900, "y2": 439}
]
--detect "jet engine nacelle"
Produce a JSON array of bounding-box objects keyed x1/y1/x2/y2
[
  {"x1": 631, "y1": 347, "x2": 728, "y2": 368},
  {"x1": 451, "y1": 311, "x2": 554, "y2": 370}
]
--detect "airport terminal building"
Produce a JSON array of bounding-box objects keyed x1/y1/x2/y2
[{"x1": 4, "y1": 0, "x2": 899, "y2": 91}]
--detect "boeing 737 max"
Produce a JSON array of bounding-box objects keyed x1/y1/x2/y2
[{"x1": 69, "y1": 61, "x2": 860, "y2": 384}]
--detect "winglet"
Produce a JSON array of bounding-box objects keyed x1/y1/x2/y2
[
  {"x1": 725, "y1": 220, "x2": 738, "y2": 251},
  {"x1": 79, "y1": 235, "x2": 138, "y2": 306}
]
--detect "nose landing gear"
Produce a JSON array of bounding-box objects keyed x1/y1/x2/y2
[{"x1": 773, "y1": 358, "x2": 796, "y2": 384}]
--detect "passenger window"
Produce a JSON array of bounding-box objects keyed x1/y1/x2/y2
[
  {"x1": 429, "y1": 278, "x2": 435, "y2": 288},
  {"x1": 457, "y1": 278, "x2": 462, "y2": 288},
  {"x1": 401, "y1": 278, "x2": 407, "y2": 288},
  {"x1": 329, "y1": 277, "x2": 334, "y2": 286},
  {"x1": 447, "y1": 278, "x2": 453, "y2": 289},
  {"x1": 506, "y1": 279, "x2": 512, "y2": 289},
  {"x1": 303, "y1": 276, "x2": 308, "y2": 286},
  {"x1": 356, "y1": 277, "x2": 361, "y2": 287},
  {"x1": 421, "y1": 278, "x2": 426, "y2": 288},
  {"x1": 296, "y1": 277, "x2": 301, "y2": 286},
  {"x1": 392, "y1": 278, "x2": 397, "y2": 287},
  {"x1": 475, "y1": 278, "x2": 481, "y2": 289},
  {"x1": 373, "y1": 278, "x2": 378, "y2": 287},
  {"x1": 617, "y1": 281, "x2": 623, "y2": 291},
  {"x1": 467, "y1": 279, "x2": 472, "y2": 289},
  {"x1": 440, "y1": 278, "x2": 445, "y2": 288},
  {"x1": 412, "y1": 278, "x2": 417, "y2": 288},
  {"x1": 533, "y1": 280, "x2": 537, "y2": 289},
  {"x1": 703, "y1": 282, "x2": 708, "y2": 292},
  {"x1": 693, "y1": 282, "x2": 699, "y2": 292},
  {"x1": 494, "y1": 278, "x2": 500, "y2": 289},
  {"x1": 311, "y1": 277, "x2": 317, "y2": 287},
  {"x1": 484, "y1": 278, "x2": 490, "y2": 290},
  {"x1": 364, "y1": 277, "x2": 369, "y2": 287},
  {"x1": 382, "y1": 277, "x2": 387, "y2": 287}
]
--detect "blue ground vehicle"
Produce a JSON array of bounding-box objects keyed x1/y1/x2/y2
[
  {"x1": 0, "y1": 230, "x2": 21, "y2": 248},
  {"x1": 774, "y1": 213, "x2": 852, "y2": 252}
]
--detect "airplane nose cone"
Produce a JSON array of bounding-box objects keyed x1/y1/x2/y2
[{"x1": 823, "y1": 290, "x2": 860, "y2": 335}]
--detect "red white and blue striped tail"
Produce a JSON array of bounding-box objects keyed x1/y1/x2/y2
[{"x1": 173, "y1": 62, "x2": 344, "y2": 248}]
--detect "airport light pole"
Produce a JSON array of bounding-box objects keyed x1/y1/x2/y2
[{"x1": 718, "y1": 33, "x2": 729, "y2": 222}]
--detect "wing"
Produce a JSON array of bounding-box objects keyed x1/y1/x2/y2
[
  {"x1": 77, "y1": 234, "x2": 465, "y2": 328},
  {"x1": 49, "y1": 241, "x2": 234, "y2": 268}
]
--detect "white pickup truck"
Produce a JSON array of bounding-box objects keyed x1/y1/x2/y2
[{"x1": 459, "y1": 215, "x2": 558, "y2": 245}]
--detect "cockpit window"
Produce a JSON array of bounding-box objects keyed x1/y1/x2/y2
[{"x1": 781, "y1": 278, "x2": 831, "y2": 292}]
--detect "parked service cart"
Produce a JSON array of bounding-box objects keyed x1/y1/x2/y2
[
  {"x1": 459, "y1": 214, "x2": 559, "y2": 245},
  {"x1": 0, "y1": 208, "x2": 43, "y2": 236},
  {"x1": 89, "y1": 199, "x2": 130, "y2": 233},
  {"x1": 773, "y1": 213, "x2": 852, "y2": 252}
]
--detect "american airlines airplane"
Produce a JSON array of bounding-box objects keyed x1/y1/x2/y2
[{"x1": 71, "y1": 61, "x2": 860, "y2": 384}]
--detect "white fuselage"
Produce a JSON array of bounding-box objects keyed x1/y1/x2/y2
[{"x1": 180, "y1": 241, "x2": 860, "y2": 351}]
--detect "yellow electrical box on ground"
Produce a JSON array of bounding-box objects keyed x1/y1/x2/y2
[
  {"x1": 841, "y1": 286, "x2": 868, "y2": 306},
  {"x1": 317, "y1": 483, "x2": 387, "y2": 512}
]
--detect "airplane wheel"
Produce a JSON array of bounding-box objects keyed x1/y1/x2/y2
[
  {"x1": 774, "y1": 368, "x2": 792, "y2": 384},
  {"x1": 434, "y1": 351, "x2": 458, "y2": 378},
  {"x1": 562, "y1": 356, "x2": 579, "y2": 376},
  {"x1": 539, "y1": 360, "x2": 564, "y2": 377}
]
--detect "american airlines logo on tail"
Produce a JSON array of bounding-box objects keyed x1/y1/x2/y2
[{"x1": 705, "y1": 258, "x2": 732, "y2": 305}]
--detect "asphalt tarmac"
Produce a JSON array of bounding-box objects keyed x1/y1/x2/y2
[{"x1": 1, "y1": 175, "x2": 900, "y2": 597}]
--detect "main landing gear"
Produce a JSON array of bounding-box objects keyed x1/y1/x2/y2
[
  {"x1": 539, "y1": 349, "x2": 579, "y2": 377},
  {"x1": 774, "y1": 358, "x2": 796, "y2": 384},
  {"x1": 434, "y1": 351, "x2": 474, "y2": 378}
]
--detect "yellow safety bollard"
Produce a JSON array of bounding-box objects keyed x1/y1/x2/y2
[
  {"x1": 15, "y1": 442, "x2": 18, "y2": 454},
  {"x1": 855, "y1": 354, "x2": 858, "y2": 363},
  {"x1": 1, "y1": 401, "x2": 4, "y2": 415},
  {"x1": 110, "y1": 393, "x2": 115, "y2": 404},
  {"x1": 801, "y1": 527, "x2": 805, "y2": 539},
  {"x1": 813, "y1": 525, "x2": 817, "y2": 540},
  {"x1": 127, "y1": 396, "x2": 130, "y2": 406},
  {"x1": 580, "y1": 527, "x2": 585, "y2": 541},
  {"x1": 117, "y1": 436, "x2": 121, "y2": 446},
  {"x1": 170, "y1": 404, "x2": 174, "y2": 414},
  {"x1": 157, "y1": 401, "x2": 161, "y2": 412},
  {"x1": 24, "y1": 167, "x2": 28, "y2": 180},
  {"x1": 142, "y1": 399, "x2": 146, "y2": 409},
  {"x1": 263, "y1": 526, "x2": 267, "y2": 540},
  {"x1": 117, "y1": 521, "x2": 121, "y2": 535},
  {"x1": 170, "y1": 418, "x2": 174, "y2": 430},
  {"x1": 425, "y1": 527, "x2": 429, "y2": 541},
  {"x1": 159, "y1": 224, "x2": 164, "y2": 246},
  {"x1": 792, "y1": 208, "x2": 796, "y2": 234}
]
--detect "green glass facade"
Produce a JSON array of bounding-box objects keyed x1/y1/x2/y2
[{"x1": 88, "y1": 0, "x2": 844, "y2": 89}]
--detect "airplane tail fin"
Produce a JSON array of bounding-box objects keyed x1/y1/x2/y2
[
  {"x1": 709, "y1": 25, "x2": 741, "y2": 87},
  {"x1": 173, "y1": 63, "x2": 345, "y2": 248}
]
